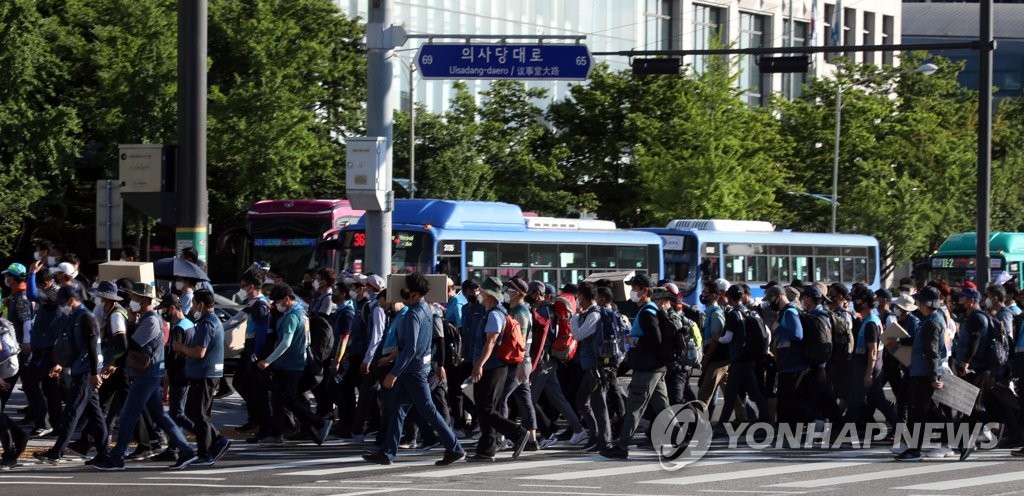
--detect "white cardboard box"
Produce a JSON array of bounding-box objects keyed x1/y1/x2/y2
[{"x1": 97, "y1": 261, "x2": 155, "y2": 285}]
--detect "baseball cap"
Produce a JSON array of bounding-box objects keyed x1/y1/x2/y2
[
  {"x1": 544, "y1": 283, "x2": 557, "y2": 297},
  {"x1": 507, "y1": 277, "x2": 529, "y2": 294},
  {"x1": 801, "y1": 286, "x2": 824, "y2": 301},
  {"x1": 875, "y1": 288, "x2": 893, "y2": 301},
  {"x1": 56, "y1": 285, "x2": 82, "y2": 305},
  {"x1": 764, "y1": 285, "x2": 784, "y2": 301},
  {"x1": 652, "y1": 287, "x2": 681, "y2": 304},
  {"x1": 528, "y1": 281, "x2": 546, "y2": 295},
  {"x1": 914, "y1": 286, "x2": 943, "y2": 309},
  {"x1": 366, "y1": 274, "x2": 385, "y2": 292},
  {"x1": 269, "y1": 284, "x2": 295, "y2": 301},
  {"x1": 156, "y1": 293, "x2": 182, "y2": 309},
  {"x1": 54, "y1": 262, "x2": 78, "y2": 278},
  {"x1": 1, "y1": 264, "x2": 26, "y2": 278},
  {"x1": 958, "y1": 288, "x2": 981, "y2": 301},
  {"x1": 626, "y1": 274, "x2": 653, "y2": 288},
  {"x1": 709, "y1": 278, "x2": 730, "y2": 293}
]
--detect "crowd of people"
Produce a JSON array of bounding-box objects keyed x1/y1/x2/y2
[{"x1": 1, "y1": 240, "x2": 1024, "y2": 470}]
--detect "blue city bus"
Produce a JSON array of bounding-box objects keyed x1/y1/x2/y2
[
  {"x1": 639, "y1": 219, "x2": 881, "y2": 307},
  {"x1": 338, "y1": 199, "x2": 664, "y2": 289}
]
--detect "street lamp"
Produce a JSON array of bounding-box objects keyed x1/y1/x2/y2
[{"x1": 831, "y1": 62, "x2": 938, "y2": 233}]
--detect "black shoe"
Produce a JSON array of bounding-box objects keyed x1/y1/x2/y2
[
  {"x1": 362, "y1": 451, "x2": 392, "y2": 465},
  {"x1": 66, "y1": 440, "x2": 90, "y2": 457},
  {"x1": 91, "y1": 457, "x2": 125, "y2": 471},
  {"x1": 581, "y1": 440, "x2": 600, "y2": 452},
  {"x1": 599, "y1": 445, "x2": 629, "y2": 460},
  {"x1": 12, "y1": 430, "x2": 28, "y2": 459},
  {"x1": 151, "y1": 449, "x2": 178, "y2": 463},
  {"x1": 169, "y1": 452, "x2": 199, "y2": 470},
  {"x1": 467, "y1": 453, "x2": 495, "y2": 462},
  {"x1": 0, "y1": 459, "x2": 20, "y2": 470},
  {"x1": 236, "y1": 421, "x2": 258, "y2": 432},
  {"x1": 896, "y1": 449, "x2": 922, "y2": 462},
  {"x1": 212, "y1": 437, "x2": 232, "y2": 462},
  {"x1": 556, "y1": 429, "x2": 573, "y2": 441},
  {"x1": 512, "y1": 431, "x2": 530, "y2": 460},
  {"x1": 436, "y1": 450, "x2": 466, "y2": 466},
  {"x1": 314, "y1": 419, "x2": 333, "y2": 446},
  {"x1": 524, "y1": 440, "x2": 539, "y2": 452},
  {"x1": 32, "y1": 451, "x2": 60, "y2": 465}
]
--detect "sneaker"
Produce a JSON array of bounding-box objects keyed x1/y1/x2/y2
[
  {"x1": 539, "y1": 437, "x2": 558, "y2": 449},
  {"x1": 556, "y1": 429, "x2": 572, "y2": 441},
  {"x1": 212, "y1": 437, "x2": 232, "y2": 462},
  {"x1": 66, "y1": 440, "x2": 90, "y2": 457},
  {"x1": 362, "y1": 451, "x2": 392, "y2": 465},
  {"x1": 191, "y1": 457, "x2": 215, "y2": 467},
  {"x1": 979, "y1": 425, "x2": 994, "y2": 444},
  {"x1": 896, "y1": 449, "x2": 923, "y2": 461},
  {"x1": 313, "y1": 420, "x2": 333, "y2": 446},
  {"x1": 568, "y1": 431, "x2": 589, "y2": 446},
  {"x1": 418, "y1": 441, "x2": 441, "y2": 451},
  {"x1": 889, "y1": 442, "x2": 908, "y2": 455},
  {"x1": 151, "y1": 449, "x2": 178, "y2": 462},
  {"x1": 91, "y1": 457, "x2": 125, "y2": 471},
  {"x1": 436, "y1": 450, "x2": 466, "y2": 466},
  {"x1": 926, "y1": 445, "x2": 954, "y2": 458},
  {"x1": 0, "y1": 460, "x2": 20, "y2": 470},
  {"x1": 32, "y1": 451, "x2": 60, "y2": 465},
  {"x1": 169, "y1": 452, "x2": 199, "y2": 470},
  {"x1": 585, "y1": 442, "x2": 605, "y2": 453},
  {"x1": 259, "y1": 436, "x2": 285, "y2": 447},
  {"x1": 524, "y1": 440, "x2": 539, "y2": 452},
  {"x1": 398, "y1": 440, "x2": 417, "y2": 449},
  {"x1": 512, "y1": 431, "x2": 530, "y2": 460},
  {"x1": 599, "y1": 445, "x2": 629, "y2": 460},
  {"x1": 30, "y1": 427, "x2": 53, "y2": 438},
  {"x1": 467, "y1": 453, "x2": 495, "y2": 462},
  {"x1": 127, "y1": 449, "x2": 155, "y2": 461}
]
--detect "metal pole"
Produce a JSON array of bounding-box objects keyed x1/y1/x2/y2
[
  {"x1": 409, "y1": 63, "x2": 416, "y2": 199},
  {"x1": 787, "y1": 0, "x2": 795, "y2": 99},
  {"x1": 977, "y1": 0, "x2": 994, "y2": 289},
  {"x1": 366, "y1": 0, "x2": 394, "y2": 276},
  {"x1": 176, "y1": 0, "x2": 209, "y2": 262},
  {"x1": 832, "y1": 85, "x2": 841, "y2": 234},
  {"x1": 106, "y1": 180, "x2": 113, "y2": 262}
]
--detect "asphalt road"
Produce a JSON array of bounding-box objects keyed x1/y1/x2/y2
[{"x1": 3, "y1": 385, "x2": 1024, "y2": 496}]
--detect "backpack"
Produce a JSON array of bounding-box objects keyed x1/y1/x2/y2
[
  {"x1": 828, "y1": 310, "x2": 854, "y2": 361},
  {"x1": 307, "y1": 313, "x2": 335, "y2": 364},
  {"x1": 986, "y1": 313, "x2": 1010, "y2": 368},
  {"x1": 740, "y1": 307, "x2": 771, "y2": 360},
  {"x1": 495, "y1": 313, "x2": 526, "y2": 365},
  {"x1": 53, "y1": 313, "x2": 78, "y2": 367},
  {"x1": 676, "y1": 313, "x2": 702, "y2": 368},
  {"x1": 799, "y1": 309, "x2": 833, "y2": 364},
  {"x1": 435, "y1": 313, "x2": 463, "y2": 369},
  {"x1": 655, "y1": 309, "x2": 682, "y2": 365},
  {"x1": 598, "y1": 307, "x2": 626, "y2": 367},
  {"x1": 550, "y1": 294, "x2": 578, "y2": 362},
  {"x1": 0, "y1": 318, "x2": 20, "y2": 379}
]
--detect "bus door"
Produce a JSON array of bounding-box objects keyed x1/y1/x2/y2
[{"x1": 436, "y1": 239, "x2": 462, "y2": 282}]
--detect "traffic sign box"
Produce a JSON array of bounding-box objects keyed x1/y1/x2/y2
[{"x1": 416, "y1": 43, "x2": 592, "y2": 80}]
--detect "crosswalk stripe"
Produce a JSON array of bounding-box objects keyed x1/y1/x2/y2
[
  {"x1": 400, "y1": 456, "x2": 600, "y2": 478},
  {"x1": 281, "y1": 459, "x2": 437, "y2": 476},
  {"x1": 767, "y1": 461, "x2": 1004, "y2": 488},
  {"x1": 518, "y1": 454, "x2": 758, "y2": 481},
  {"x1": 893, "y1": 469, "x2": 1024, "y2": 491},
  {"x1": 180, "y1": 456, "x2": 364, "y2": 475},
  {"x1": 640, "y1": 461, "x2": 879, "y2": 485}
]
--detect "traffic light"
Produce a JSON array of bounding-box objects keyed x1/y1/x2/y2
[{"x1": 632, "y1": 58, "x2": 681, "y2": 75}]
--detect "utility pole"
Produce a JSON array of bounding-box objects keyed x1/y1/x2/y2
[
  {"x1": 176, "y1": 0, "x2": 208, "y2": 262},
  {"x1": 365, "y1": 0, "x2": 395, "y2": 276},
  {"x1": 409, "y1": 62, "x2": 416, "y2": 198},
  {"x1": 977, "y1": 0, "x2": 994, "y2": 289}
]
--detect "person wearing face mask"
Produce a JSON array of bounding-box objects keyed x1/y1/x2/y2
[
  {"x1": 33, "y1": 240, "x2": 59, "y2": 269},
  {"x1": 449, "y1": 279, "x2": 482, "y2": 437},
  {"x1": 309, "y1": 268, "x2": 337, "y2": 317},
  {"x1": 229, "y1": 272, "x2": 274, "y2": 441},
  {"x1": 33, "y1": 286, "x2": 110, "y2": 466},
  {"x1": 91, "y1": 283, "x2": 198, "y2": 471},
  {"x1": 696, "y1": 278, "x2": 731, "y2": 418},
  {"x1": 497, "y1": 277, "x2": 539, "y2": 451},
  {"x1": 255, "y1": 284, "x2": 333, "y2": 448},
  {"x1": 173, "y1": 278, "x2": 196, "y2": 315},
  {"x1": 955, "y1": 288, "x2": 989, "y2": 378},
  {"x1": 1, "y1": 264, "x2": 33, "y2": 429},
  {"x1": 600, "y1": 274, "x2": 670, "y2": 460},
  {"x1": 351, "y1": 274, "x2": 387, "y2": 440},
  {"x1": 843, "y1": 289, "x2": 896, "y2": 437},
  {"x1": 89, "y1": 282, "x2": 132, "y2": 456},
  {"x1": 982, "y1": 285, "x2": 1021, "y2": 449},
  {"x1": 155, "y1": 294, "x2": 195, "y2": 441},
  {"x1": 713, "y1": 285, "x2": 771, "y2": 430},
  {"x1": 21, "y1": 266, "x2": 63, "y2": 440},
  {"x1": 766, "y1": 285, "x2": 807, "y2": 425},
  {"x1": 326, "y1": 280, "x2": 357, "y2": 437},
  {"x1": 173, "y1": 290, "x2": 230, "y2": 467},
  {"x1": 569, "y1": 282, "x2": 605, "y2": 452}
]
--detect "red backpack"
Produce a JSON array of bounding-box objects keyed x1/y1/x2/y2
[
  {"x1": 549, "y1": 293, "x2": 578, "y2": 362},
  {"x1": 495, "y1": 313, "x2": 526, "y2": 365}
]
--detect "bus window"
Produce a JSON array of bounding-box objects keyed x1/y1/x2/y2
[
  {"x1": 588, "y1": 245, "x2": 616, "y2": 269},
  {"x1": 560, "y1": 269, "x2": 587, "y2": 287},
  {"x1": 793, "y1": 256, "x2": 811, "y2": 281},
  {"x1": 700, "y1": 243, "x2": 720, "y2": 281},
  {"x1": 617, "y1": 245, "x2": 646, "y2": 270},
  {"x1": 466, "y1": 242, "x2": 498, "y2": 268},
  {"x1": 530, "y1": 244, "x2": 557, "y2": 268},
  {"x1": 559, "y1": 245, "x2": 586, "y2": 269},
  {"x1": 725, "y1": 255, "x2": 746, "y2": 281},
  {"x1": 769, "y1": 255, "x2": 790, "y2": 282},
  {"x1": 530, "y1": 269, "x2": 557, "y2": 285},
  {"x1": 499, "y1": 243, "x2": 528, "y2": 268}
]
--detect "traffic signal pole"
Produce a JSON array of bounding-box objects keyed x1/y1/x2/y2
[{"x1": 176, "y1": 0, "x2": 209, "y2": 262}]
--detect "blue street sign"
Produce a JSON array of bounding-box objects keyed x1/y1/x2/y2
[{"x1": 416, "y1": 43, "x2": 592, "y2": 80}]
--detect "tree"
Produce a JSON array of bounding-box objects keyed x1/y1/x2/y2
[
  {"x1": 992, "y1": 96, "x2": 1024, "y2": 232},
  {"x1": 0, "y1": 0, "x2": 81, "y2": 254}
]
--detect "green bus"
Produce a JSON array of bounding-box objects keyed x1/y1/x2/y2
[{"x1": 929, "y1": 232, "x2": 1024, "y2": 289}]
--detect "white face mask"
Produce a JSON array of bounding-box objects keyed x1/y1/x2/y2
[
  {"x1": 629, "y1": 290, "x2": 640, "y2": 304},
  {"x1": 276, "y1": 303, "x2": 288, "y2": 313},
  {"x1": 129, "y1": 300, "x2": 142, "y2": 313},
  {"x1": 313, "y1": 280, "x2": 321, "y2": 291},
  {"x1": 235, "y1": 288, "x2": 247, "y2": 301},
  {"x1": 983, "y1": 298, "x2": 993, "y2": 309},
  {"x1": 349, "y1": 290, "x2": 359, "y2": 300},
  {"x1": 33, "y1": 251, "x2": 42, "y2": 261},
  {"x1": 477, "y1": 294, "x2": 485, "y2": 304},
  {"x1": 93, "y1": 297, "x2": 104, "y2": 308},
  {"x1": 46, "y1": 256, "x2": 57, "y2": 266},
  {"x1": 894, "y1": 308, "x2": 904, "y2": 318},
  {"x1": 502, "y1": 292, "x2": 512, "y2": 304},
  {"x1": 175, "y1": 281, "x2": 185, "y2": 291},
  {"x1": 59, "y1": 305, "x2": 72, "y2": 316}
]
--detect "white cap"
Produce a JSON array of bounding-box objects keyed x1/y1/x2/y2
[
  {"x1": 366, "y1": 274, "x2": 385, "y2": 291},
  {"x1": 54, "y1": 262, "x2": 78, "y2": 279}
]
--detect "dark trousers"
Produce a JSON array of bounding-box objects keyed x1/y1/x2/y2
[
  {"x1": 352, "y1": 362, "x2": 381, "y2": 435},
  {"x1": 270, "y1": 368, "x2": 325, "y2": 437},
  {"x1": 907, "y1": 376, "x2": 938, "y2": 451},
  {"x1": 718, "y1": 360, "x2": 770, "y2": 424},
  {"x1": 0, "y1": 391, "x2": 27, "y2": 462},
  {"x1": 577, "y1": 368, "x2": 611, "y2": 445},
  {"x1": 844, "y1": 357, "x2": 897, "y2": 428},
  {"x1": 332, "y1": 356, "x2": 361, "y2": 434},
  {"x1": 382, "y1": 366, "x2": 463, "y2": 460},
  {"x1": 187, "y1": 378, "x2": 220, "y2": 458},
  {"x1": 403, "y1": 374, "x2": 451, "y2": 443},
  {"x1": 475, "y1": 365, "x2": 526, "y2": 457},
  {"x1": 664, "y1": 364, "x2": 690, "y2": 406},
  {"x1": 447, "y1": 361, "x2": 474, "y2": 430},
  {"x1": 776, "y1": 370, "x2": 805, "y2": 425},
  {"x1": 50, "y1": 373, "x2": 108, "y2": 458},
  {"x1": 22, "y1": 351, "x2": 63, "y2": 430}
]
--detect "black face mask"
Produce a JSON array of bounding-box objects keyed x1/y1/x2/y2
[
  {"x1": 699, "y1": 294, "x2": 712, "y2": 305},
  {"x1": 399, "y1": 289, "x2": 411, "y2": 301}
]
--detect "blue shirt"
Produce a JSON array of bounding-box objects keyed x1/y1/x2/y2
[
  {"x1": 445, "y1": 293, "x2": 466, "y2": 329},
  {"x1": 382, "y1": 306, "x2": 409, "y2": 355},
  {"x1": 392, "y1": 300, "x2": 433, "y2": 377},
  {"x1": 775, "y1": 304, "x2": 806, "y2": 373},
  {"x1": 474, "y1": 305, "x2": 507, "y2": 370},
  {"x1": 185, "y1": 312, "x2": 224, "y2": 379}
]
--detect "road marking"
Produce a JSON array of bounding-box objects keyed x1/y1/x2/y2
[
  {"x1": 323, "y1": 490, "x2": 403, "y2": 496},
  {"x1": 179, "y1": 455, "x2": 364, "y2": 474},
  {"x1": 894, "y1": 470, "x2": 1024, "y2": 491},
  {"x1": 519, "y1": 454, "x2": 758, "y2": 481},
  {"x1": 699, "y1": 491, "x2": 807, "y2": 494},
  {"x1": 141, "y1": 477, "x2": 227, "y2": 481},
  {"x1": 400, "y1": 456, "x2": 597, "y2": 478},
  {"x1": 518, "y1": 484, "x2": 601, "y2": 489},
  {"x1": 641, "y1": 460, "x2": 878, "y2": 485},
  {"x1": 282, "y1": 459, "x2": 436, "y2": 476},
  {"x1": 769, "y1": 461, "x2": 1004, "y2": 488},
  {"x1": 0, "y1": 476, "x2": 74, "y2": 479}
]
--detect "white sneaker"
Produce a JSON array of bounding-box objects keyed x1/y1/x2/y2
[
  {"x1": 980, "y1": 425, "x2": 994, "y2": 444},
  {"x1": 926, "y1": 445, "x2": 954, "y2": 458},
  {"x1": 889, "y1": 442, "x2": 908, "y2": 455},
  {"x1": 569, "y1": 431, "x2": 589, "y2": 446}
]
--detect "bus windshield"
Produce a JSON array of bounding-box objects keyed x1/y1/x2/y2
[
  {"x1": 339, "y1": 230, "x2": 434, "y2": 274},
  {"x1": 250, "y1": 216, "x2": 330, "y2": 279}
]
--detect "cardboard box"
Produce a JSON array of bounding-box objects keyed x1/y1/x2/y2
[
  {"x1": 387, "y1": 274, "x2": 449, "y2": 305},
  {"x1": 97, "y1": 261, "x2": 155, "y2": 285},
  {"x1": 583, "y1": 270, "x2": 635, "y2": 301}
]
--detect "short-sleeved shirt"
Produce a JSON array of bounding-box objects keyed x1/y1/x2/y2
[
  {"x1": 185, "y1": 312, "x2": 224, "y2": 379},
  {"x1": 473, "y1": 306, "x2": 506, "y2": 370}
]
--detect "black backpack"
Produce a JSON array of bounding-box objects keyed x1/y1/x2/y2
[
  {"x1": 798, "y1": 309, "x2": 833, "y2": 364},
  {"x1": 741, "y1": 307, "x2": 770, "y2": 360},
  {"x1": 598, "y1": 307, "x2": 626, "y2": 367},
  {"x1": 828, "y1": 310, "x2": 854, "y2": 361},
  {"x1": 655, "y1": 309, "x2": 682, "y2": 365},
  {"x1": 52, "y1": 313, "x2": 77, "y2": 367},
  {"x1": 307, "y1": 314, "x2": 335, "y2": 364},
  {"x1": 434, "y1": 312, "x2": 462, "y2": 369},
  {"x1": 672, "y1": 313, "x2": 702, "y2": 368},
  {"x1": 986, "y1": 313, "x2": 1010, "y2": 368}
]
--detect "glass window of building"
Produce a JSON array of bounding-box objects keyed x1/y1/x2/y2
[
  {"x1": 882, "y1": 15, "x2": 895, "y2": 66},
  {"x1": 693, "y1": 3, "x2": 725, "y2": 74},
  {"x1": 739, "y1": 12, "x2": 769, "y2": 107},
  {"x1": 782, "y1": 20, "x2": 809, "y2": 100},
  {"x1": 862, "y1": 12, "x2": 876, "y2": 65}
]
